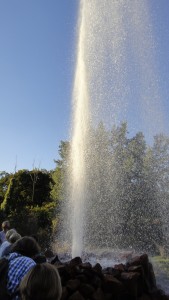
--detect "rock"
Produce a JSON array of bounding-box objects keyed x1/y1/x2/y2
[
  {"x1": 79, "y1": 262, "x2": 92, "y2": 269},
  {"x1": 66, "y1": 279, "x2": 81, "y2": 291},
  {"x1": 114, "y1": 263, "x2": 126, "y2": 272},
  {"x1": 51, "y1": 254, "x2": 61, "y2": 265},
  {"x1": 92, "y1": 288, "x2": 105, "y2": 300},
  {"x1": 138, "y1": 293, "x2": 151, "y2": 300},
  {"x1": 79, "y1": 283, "x2": 95, "y2": 297},
  {"x1": 57, "y1": 254, "x2": 168, "y2": 300},
  {"x1": 68, "y1": 291, "x2": 85, "y2": 300},
  {"x1": 103, "y1": 266, "x2": 122, "y2": 279},
  {"x1": 103, "y1": 274, "x2": 124, "y2": 295},
  {"x1": 76, "y1": 274, "x2": 88, "y2": 283},
  {"x1": 121, "y1": 271, "x2": 140, "y2": 298},
  {"x1": 90, "y1": 274, "x2": 102, "y2": 288},
  {"x1": 69, "y1": 257, "x2": 82, "y2": 266},
  {"x1": 93, "y1": 263, "x2": 102, "y2": 274},
  {"x1": 121, "y1": 271, "x2": 140, "y2": 281}
]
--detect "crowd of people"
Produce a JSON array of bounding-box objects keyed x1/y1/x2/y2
[{"x1": 0, "y1": 220, "x2": 62, "y2": 300}]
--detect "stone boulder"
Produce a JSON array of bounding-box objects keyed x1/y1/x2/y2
[{"x1": 53, "y1": 253, "x2": 169, "y2": 300}]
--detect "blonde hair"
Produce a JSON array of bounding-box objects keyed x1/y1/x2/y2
[
  {"x1": 6, "y1": 229, "x2": 16, "y2": 241},
  {"x1": 20, "y1": 263, "x2": 62, "y2": 300},
  {"x1": 9, "y1": 232, "x2": 21, "y2": 243}
]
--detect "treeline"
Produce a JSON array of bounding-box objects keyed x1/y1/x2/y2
[
  {"x1": 0, "y1": 122, "x2": 169, "y2": 254},
  {"x1": 80, "y1": 122, "x2": 169, "y2": 254},
  {"x1": 0, "y1": 141, "x2": 69, "y2": 250}
]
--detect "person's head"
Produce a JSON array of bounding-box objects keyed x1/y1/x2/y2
[
  {"x1": 10, "y1": 236, "x2": 41, "y2": 258},
  {"x1": 20, "y1": 263, "x2": 62, "y2": 300},
  {"x1": 9, "y1": 232, "x2": 21, "y2": 244},
  {"x1": 6, "y1": 228, "x2": 17, "y2": 242},
  {"x1": 30, "y1": 234, "x2": 39, "y2": 243},
  {"x1": 2, "y1": 220, "x2": 10, "y2": 232}
]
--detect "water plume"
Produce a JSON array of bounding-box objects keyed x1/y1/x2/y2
[{"x1": 59, "y1": 0, "x2": 167, "y2": 259}]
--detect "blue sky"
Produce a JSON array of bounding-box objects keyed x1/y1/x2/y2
[
  {"x1": 0, "y1": 0, "x2": 78, "y2": 173},
  {"x1": 0, "y1": 0, "x2": 169, "y2": 173}
]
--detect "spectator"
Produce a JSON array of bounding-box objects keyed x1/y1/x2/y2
[
  {"x1": 7, "y1": 236, "x2": 41, "y2": 299},
  {"x1": 6, "y1": 229, "x2": 17, "y2": 241},
  {"x1": 0, "y1": 220, "x2": 10, "y2": 245},
  {"x1": 20, "y1": 263, "x2": 62, "y2": 300},
  {"x1": 29, "y1": 236, "x2": 46, "y2": 264},
  {"x1": 0, "y1": 228, "x2": 17, "y2": 258},
  {"x1": 44, "y1": 249, "x2": 55, "y2": 263},
  {"x1": 1, "y1": 231, "x2": 21, "y2": 257},
  {"x1": 9, "y1": 232, "x2": 21, "y2": 244}
]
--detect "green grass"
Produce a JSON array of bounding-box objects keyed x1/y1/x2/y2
[
  {"x1": 152, "y1": 256, "x2": 169, "y2": 263},
  {"x1": 151, "y1": 256, "x2": 169, "y2": 276}
]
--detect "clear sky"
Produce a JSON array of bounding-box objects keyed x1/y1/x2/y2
[
  {"x1": 0, "y1": 0, "x2": 169, "y2": 173},
  {"x1": 0, "y1": 0, "x2": 78, "y2": 173}
]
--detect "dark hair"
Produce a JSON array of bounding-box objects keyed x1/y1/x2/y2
[
  {"x1": 10, "y1": 236, "x2": 41, "y2": 258},
  {"x1": 20, "y1": 263, "x2": 62, "y2": 300}
]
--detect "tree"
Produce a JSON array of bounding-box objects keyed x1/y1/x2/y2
[
  {"x1": 51, "y1": 141, "x2": 70, "y2": 203},
  {"x1": 150, "y1": 134, "x2": 169, "y2": 252},
  {"x1": 0, "y1": 172, "x2": 11, "y2": 204},
  {"x1": 85, "y1": 122, "x2": 112, "y2": 247},
  {"x1": 1, "y1": 169, "x2": 53, "y2": 213},
  {"x1": 50, "y1": 141, "x2": 71, "y2": 246},
  {"x1": 0, "y1": 169, "x2": 55, "y2": 249}
]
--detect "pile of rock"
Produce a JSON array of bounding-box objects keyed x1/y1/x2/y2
[{"x1": 54, "y1": 253, "x2": 169, "y2": 300}]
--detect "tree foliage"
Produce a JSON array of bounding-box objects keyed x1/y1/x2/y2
[
  {"x1": 0, "y1": 169, "x2": 55, "y2": 249},
  {"x1": 82, "y1": 122, "x2": 169, "y2": 252},
  {"x1": 1, "y1": 125, "x2": 169, "y2": 254},
  {"x1": 51, "y1": 140, "x2": 70, "y2": 203},
  {"x1": 1, "y1": 169, "x2": 53, "y2": 213}
]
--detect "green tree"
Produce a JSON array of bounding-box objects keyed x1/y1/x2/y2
[
  {"x1": 0, "y1": 171, "x2": 11, "y2": 204},
  {"x1": 50, "y1": 141, "x2": 70, "y2": 244},
  {"x1": 150, "y1": 134, "x2": 169, "y2": 252},
  {"x1": 0, "y1": 169, "x2": 55, "y2": 249},
  {"x1": 51, "y1": 141, "x2": 70, "y2": 203},
  {"x1": 1, "y1": 169, "x2": 53, "y2": 213},
  {"x1": 85, "y1": 122, "x2": 112, "y2": 247}
]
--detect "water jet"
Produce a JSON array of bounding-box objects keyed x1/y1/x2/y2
[{"x1": 57, "y1": 0, "x2": 169, "y2": 294}]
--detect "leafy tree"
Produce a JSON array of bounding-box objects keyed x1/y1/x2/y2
[
  {"x1": 0, "y1": 169, "x2": 56, "y2": 249},
  {"x1": 85, "y1": 122, "x2": 112, "y2": 247},
  {"x1": 50, "y1": 140, "x2": 70, "y2": 244},
  {"x1": 1, "y1": 169, "x2": 53, "y2": 213},
  {"x1": 150, "y1": 134, "x2": 169, "y2": 252},
  {"x1": 0, "y1": 172, "x2": 11, "y2": 205},
  {"x1": 51, "y1": 141, "x2": 70, "y2": 203},
  {"x1": 55, "y1": 141, "x2": 70, "y2": 169},
  {"x1": 77, "y1": 122, "x2": 169, "y2": 252},
  {"x1": 1, "y1": 124, "x2": 169, "y2": 254}
]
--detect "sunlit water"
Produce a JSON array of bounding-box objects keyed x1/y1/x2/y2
[{"x1": 58, "y1": 1, "x2": 168, "y2": 288}]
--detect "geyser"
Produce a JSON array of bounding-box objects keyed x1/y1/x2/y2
[{"x1": 59, "y1": 0, "x2": 168, "y2": 259}]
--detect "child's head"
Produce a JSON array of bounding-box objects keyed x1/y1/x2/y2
[
  {"x1": 20, "y1": 263, "x2": 62, "y2": 300},
  {"x1": 10, "y1": 236, "x2": 41, "y2": 258},
  {"x1": 6, "y1": 228, "x2": 17, "y2": 241}
]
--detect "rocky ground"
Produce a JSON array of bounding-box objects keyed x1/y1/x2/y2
[{"x1": 52, "y1": 253, "x2": 169, "y2": 300}]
